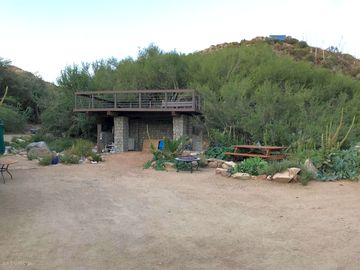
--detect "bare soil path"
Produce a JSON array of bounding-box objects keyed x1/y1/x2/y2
[{"x1": 1, "y1": 152, "x2": 360, "y2": 270}]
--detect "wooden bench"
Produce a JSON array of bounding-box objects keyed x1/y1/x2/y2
[{"x1": 225, "y1": 145, "x2": 287, "y2": 161}]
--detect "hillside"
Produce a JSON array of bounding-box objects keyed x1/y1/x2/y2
[
  {"x1": 0, "y1": 58, "x2": 52, "y2": 132},
  {"x1": 200, "y1": 36, "x2": 360, "y2": 80}
]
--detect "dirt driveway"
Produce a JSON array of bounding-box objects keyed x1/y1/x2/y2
[{"x1": 0, "y1": 152, "x2": 360, "y2": 270}]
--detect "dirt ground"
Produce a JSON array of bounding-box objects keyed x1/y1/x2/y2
[{"x1": 1, "y1": 152, "x2": 360, "y2": 270}]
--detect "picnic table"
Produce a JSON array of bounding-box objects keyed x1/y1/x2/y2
[
  {"x1": 0, "y1": 158, "x2": 17, "y2": 183},
  {"x1": 225, "y1": 145, "x2": 287, "y2": 160}
]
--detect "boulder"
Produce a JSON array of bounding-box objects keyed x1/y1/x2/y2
[
  {"x1": 222, "y1": 163, "x2": 231, "y2": 170},
  {"x1": 232, "y1": 173, "x2": 251, "y2": 180},
  {"x1": 272, "y1": 167, "x2": 301, "y2": 183},
  {"x1": 224, "y1": 161, "x2": 237, "y2": 168},
  {"x1": 26, "y1": 141, "x2": 51, "y2": 159},
  {"x1": 215, "y1": 168, "x2": 230, "y2": 177},
  {"x1": 151, "y1": 161, "x2": 156, "y2": 168},
  {"x1": 304, "y1": 159, "x2": 318, "y2": 177},
  {"x1": 207, "y1": 159, "x2": 225, "y2": 168},
  {"x1": 208, "y1": 161, "x2": 218, "y2": 168},
  {"x1": 253, "y1": 174, "x2": 267, "y2": 181}
]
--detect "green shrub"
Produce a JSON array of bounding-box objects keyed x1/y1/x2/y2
[
  {"x1": 154, "y1": 159, "x2": 165, "y2": 171},
  {"x1": 69, "y1": 139, "x2": 94, "y2": 157},
  {"x1": 38, "y1": 155, "x2": 53, "y2": 166},
  {"x1": 10, "y1": 136, "x2": 33, "y2": 149},
  {"x1": 27, "y1": 149, "x2": 38, "y2": 160},
  {"x1": 317, "y1": 150, "x2": 360, "y2": 181},
  {"x1": 205, "y1": 146, "x2": 234, "y2": 160},
  {"x1": 61, "y1": 151, "x2": 80, "y2": 164},
  {"x1": 149, "y1": 137, "x2": 189, "y2": 165},
  {"x1": 259, "y1": 160, "x2": 301, "y2": 176},
  {"x1": 89, "y1": 152, "x2": 102, "y2": 162},
  {"x1": 143, "y1": 160, "x2": 152, "y2": 169},
  {"x1": 0, "y1": 106, "x2": 27, "y2": 133},
  {"x1": 298, "y1": 170, "x2": 314, "y2": 186},
  {"x1": 208, "y1": 129, "x2": 240, "y2": 147},
  {"x1": 232, "y1": 157, "x2": 268, "y2": 176}
]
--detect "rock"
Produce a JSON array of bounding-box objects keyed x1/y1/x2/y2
[
  {"x1": 164, "y1": 162, "x2": 175, "y2": 171},
  {"x1": 272, "y1": 167, "x2": 301, "y2": 183},
  {"x1": 27, "y1": 147, "x2": 51, "y2": 160},
  {"x1": 232, "y1": 173, "x2": 251, "y2": 180},
  {"x1": 354, "y1": 144, "x2": 360, "y2": 152},
  {"x1": 253, "y1": 174, "x2": 267, "y2": 181},
  {"x1": 222, "y1": 163, "x2": 231, "y2": 170},
  {"x1": 266, "y1": 175, "x2": 272, "y2": 181},
  {"x1": 215, "y1": 168, "x2": 230, "y2": 177},
  {"x1": 207, "y1": 159, "x2": 225, "y2": 168},
  {"x1": 224, "y1": 161, "x2": 237, "y2": 168},
  {"x1": 208, "y1": 161, "x2": 218, "y2": 168},
  {"x1": 26, "y1": 141, "x2": 51, "y2": 160},
  {"x1": 304, "y1": 159, "x2": 318, "y2": 177},
  {"x1": 151, "y1": 161, "x2": 156, "y2": 168}
]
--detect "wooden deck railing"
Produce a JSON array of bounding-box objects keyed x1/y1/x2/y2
[{"x1": 74, "y1": 89, "x2": 201, "y2": 113}]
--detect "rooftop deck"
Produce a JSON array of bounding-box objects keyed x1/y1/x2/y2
[{"x1": 74, "y1": 89, "x2": 201, "y2": 113}]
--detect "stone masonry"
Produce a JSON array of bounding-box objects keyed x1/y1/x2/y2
[
  {"x1": 173, "y1": 114, "x2": 191, "y2": 140},
  {"x1": 114, "y1": 116, "x2": 129, "y2": 152}
]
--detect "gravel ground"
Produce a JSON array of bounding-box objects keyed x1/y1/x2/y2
[{"x1": 0, "y1": 152, "x2": 360, "y2": 270}]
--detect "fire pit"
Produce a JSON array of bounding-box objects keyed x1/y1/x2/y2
[{"x1": 175, "y1": 156, "x2": 200, "y2": 173}]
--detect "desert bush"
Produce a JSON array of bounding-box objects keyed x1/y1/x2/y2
[
  {"x1": 69, "y1": 139, "x2": 94, "y2": 157},
  {"x1": 38, "y1": 155, "x2": 53, "y2": 166},
  {"x1": 143, "y1": 160, "x2": 152, "y2": 169},
  {"x1": 27, "y1": 149, "x2": 38, "y2": 160},
  {"x1": 208, "y1": 129, "x2": 240, "y2": 147},
  {"x1": 0, "y1": 106, "x2": 27, "y2": 133},
  {"x1": 10, "y1": 136, "x2": 33, "y2": 149},
  {"x1": 48, "y1": 138, "x2": 75, "y2": 153},
  {"x1": 89, "y1": 152, "x2": 102, "y2": 162}
]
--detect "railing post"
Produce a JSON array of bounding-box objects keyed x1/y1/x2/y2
[
  {"x1": 75, "y1": 94, "x2": 77, "y2": 110},
  {"x1": 114, "y1": 93, "x2": 117, "y2": 108},
  {"x1": 165, "y1": 92, "x2": 167, "y2": 108},
  {"x1": 139, "y1": 93, "x2": 141, "y2": 108},
  {"x1": 91, "y1": 94, "x2": 94, "y2": 109},
  {"x1": 192, "y1": 90, "x2": 195, "y2": 110}
]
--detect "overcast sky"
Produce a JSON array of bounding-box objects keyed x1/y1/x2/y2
[{"x1": 0, "y1": 0, "x2": 358, "y2": 83}]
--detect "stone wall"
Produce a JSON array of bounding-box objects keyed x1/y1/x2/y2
[
  {"x1": 129, "y1": 118, "x2": 173, "y2": 151},
  {"x1": 114, "y1": 116, "x2": 129, "y2": 152}
]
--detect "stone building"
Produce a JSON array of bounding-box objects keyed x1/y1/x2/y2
[{"x1": 74, "y1": 89, "x2": 202, "y2": 152}]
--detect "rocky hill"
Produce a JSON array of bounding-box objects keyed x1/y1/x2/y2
[{"x1": 200, "y1": 36, "x2": 360, "y2": 80}]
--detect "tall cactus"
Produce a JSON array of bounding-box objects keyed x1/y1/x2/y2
[{"x1": 0, "y1": 86, "x2": 8, "y2": 106}]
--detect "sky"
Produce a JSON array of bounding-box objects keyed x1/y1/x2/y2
[{"x1": 0, "y1": 0, "x2": 359, "y2": 83}]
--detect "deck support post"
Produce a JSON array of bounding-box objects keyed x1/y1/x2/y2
[
  {"x1": 114, "y1": 116, "x2": 129, "y2": 152},
  {"x1": 173, "y1": 114, "x2": 190, "y2": 140},
  {"x1": 97, "y1": 123, "x2": 102, "y2": 153}
]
